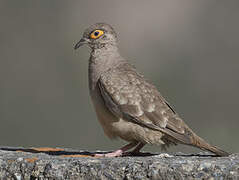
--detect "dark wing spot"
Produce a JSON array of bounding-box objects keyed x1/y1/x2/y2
[{"x1": 165, "y1": 101, "x2": 176, "y2": 114}]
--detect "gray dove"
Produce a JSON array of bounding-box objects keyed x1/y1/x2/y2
[{"x1": 74, "y1": 23, "x2": 229, "y2": 157}]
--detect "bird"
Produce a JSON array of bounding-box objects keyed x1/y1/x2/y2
[{"x1": 74, "y1": 23, "x2": 229, "y2": 157}]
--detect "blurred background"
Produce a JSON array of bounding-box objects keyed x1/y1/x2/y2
[{"x1": 0, "y1": 0, "x2": 238, "y2": 154}]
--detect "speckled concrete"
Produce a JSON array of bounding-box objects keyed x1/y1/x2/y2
[{"x1": 0, "y1": 147, "x2": 238, "y2": 180}]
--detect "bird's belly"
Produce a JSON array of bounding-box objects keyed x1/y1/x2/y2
[{"x1": 111, "y1": 118, "x2": 164, "y2": 144}]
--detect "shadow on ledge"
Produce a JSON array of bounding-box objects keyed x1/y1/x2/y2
[{"x1": 0, "y1": 146, "x2": 219, "y2": 157}]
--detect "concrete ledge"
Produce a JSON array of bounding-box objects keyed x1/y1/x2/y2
[{"x1": 0, "y1": 147, "x2": 238, "y2": 179}]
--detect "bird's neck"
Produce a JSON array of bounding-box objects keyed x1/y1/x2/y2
[
  {"x1": 89, "y1": 45, "x2": 125, "y2": 90},
  {"x1": 91, "y1": 45, "x2": 121, "y2": 60}
]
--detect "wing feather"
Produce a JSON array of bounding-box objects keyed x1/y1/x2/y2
[{"x1": 98, "y1": 63, "x2": 191, "y2": 144}]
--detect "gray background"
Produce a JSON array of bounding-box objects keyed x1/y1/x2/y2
[{"x1": 0, "y1": 0, "x2": 238, "y2": 154}]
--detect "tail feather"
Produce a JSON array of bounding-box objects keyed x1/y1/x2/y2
[
  {"x1": 191, "y1": 134, "x2": 230, "y2": 156},
  {"x1": 162, "y1": 126, "x2": 230, "y2": 156}
]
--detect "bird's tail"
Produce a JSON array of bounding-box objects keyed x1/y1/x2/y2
[{"x1": 191, "y1": 133, "x2": 230, "y2": 157}]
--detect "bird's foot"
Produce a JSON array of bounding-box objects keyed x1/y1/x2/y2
[
  {"x1": 94, "y1": 150, "x2": 123, "y2": 157},
  {"x1": 93, "y1": 142, "x2": 142, "y2": 157}
]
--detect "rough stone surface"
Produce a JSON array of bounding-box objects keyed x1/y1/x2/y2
[{"x1": 0, "y1": 147, "x2": 238, "y2": 180}]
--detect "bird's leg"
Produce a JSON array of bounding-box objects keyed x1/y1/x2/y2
[
  {"x1": 94, "y1": 142, "x2": 138, "y2": 157},
  {"x1": 132, "y1": 142, "x2": 145, "y2": 153},
  {"x1": 128, "y1": 142, "x2": 145, "y2": 155}
]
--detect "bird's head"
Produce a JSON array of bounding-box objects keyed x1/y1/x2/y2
[{"x1": 74, "y1": 23, "x2": 118, "y2": 50}]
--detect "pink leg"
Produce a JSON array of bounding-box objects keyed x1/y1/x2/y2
[{"x1": 94, "y1": 142, "x2": 138, "y2": 157}]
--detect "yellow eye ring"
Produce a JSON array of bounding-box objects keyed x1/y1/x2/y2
[{"x1": 90, "y1": 30, "x2": 104, "y2": 39}]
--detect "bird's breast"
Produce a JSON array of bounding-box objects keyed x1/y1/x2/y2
[{"x1": 89, "y1": 86, "x2": 119, "y2": 139}]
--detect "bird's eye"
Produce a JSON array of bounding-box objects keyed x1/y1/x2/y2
[{"x1": 90, "y1": 30, "x2": 104, "y2": 39}]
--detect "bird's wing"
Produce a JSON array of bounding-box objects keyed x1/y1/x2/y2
[{"x1": 98, "y1": 62, "x2": 192, "y2": 144}]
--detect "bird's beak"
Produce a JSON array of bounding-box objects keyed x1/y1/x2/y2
[{"x1": 74, "y1": 38, "x2": 88, "y2": 50}]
